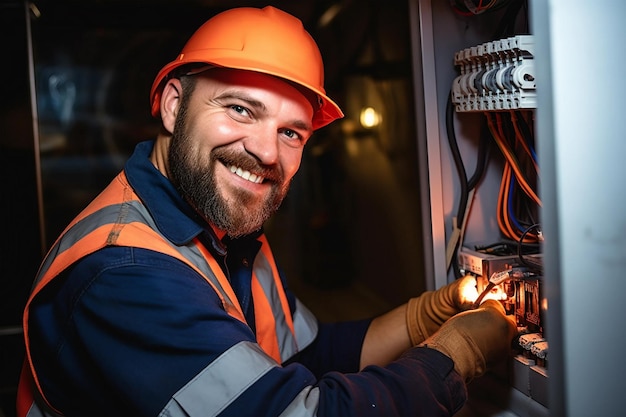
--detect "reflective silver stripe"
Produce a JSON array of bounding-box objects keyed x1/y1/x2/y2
[
  {"x1": 278, "y1": 386, "x2": 320, "y2": 417},
  {"x1": 24, "y1": 394, "x2": 64, "y2": 417},
  {"x1": 23, "y1": 402, "x2": 50, "y2": 417},
  {"x1": 253, "y1": 252, "x2": 298, "y2": 360},
  {"x1": 159, "y1": 341, "x2": 277, "y2": 417},
  {"x1": 174, "y1": 241, "x2": 239, "y2": 312},
  {"x1": 35, "y1": 201, "x2": 153, "y2": 286},
  {"x1": 292, "y1": 299, "x2": 318, "y2": 351}
]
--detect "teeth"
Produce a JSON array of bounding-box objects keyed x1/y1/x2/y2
[{"x1": 229, "y1": 165, "x2": 264, "y2": 184}]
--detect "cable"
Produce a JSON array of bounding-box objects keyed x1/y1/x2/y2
[
  {"x1": 497, "y1": 163, "x2": 523, "y2": 241},
  {"x1": 474, "y1": 241, "x2": 518, "y2": 255},
  {"x1": 446, "y1": 94, "x2": 469, "y2": 226},
  {"x1": 512, "y1": 111, "x2": 537, "y2": 163},
  {"x1": 468, "y1": 118, "x2": 492, "y2": 190},
  {"x1": 473, "y1": 281, "x2": 496, "y2": 308},
  {"x1": 495, "y1": 113, "x2": 539, "y2": 205},
  {"x1": 511, "y1": 111, "x2": 538, "y2": 173},
  {"x1": 445, "y1": 94, "x2": 467, "y2": 277},
  {"x1": 486, "y1": 112, "x2": 541, "y2": 206},
  {"x1": 472, "y1": 266, "x2": 532, "y2": 309},
  {"x1": 445, "y1": 93, "x2": 492, "y2": 277},
  {"x1": 487, "y1": 110, "x2": 541, "y2": 243},
  {"x1": 518, "y1": 223, "x2": 543, "y2": 273}
]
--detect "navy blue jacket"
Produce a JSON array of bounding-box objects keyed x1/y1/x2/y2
[{"x1": 27, "y1": 140, "x2": 466, "y2": 416}]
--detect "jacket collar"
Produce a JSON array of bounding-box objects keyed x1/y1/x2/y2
[
  {"x1": 122, "y1": 140, "x2": 263, "y2": 257},
  {"x1": 123, "y1": 140, "x2": 216, "y2": 247}
]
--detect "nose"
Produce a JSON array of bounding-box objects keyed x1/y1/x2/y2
[{"x1": 243, "y1": 124, "x2": 279, "y2": 166}]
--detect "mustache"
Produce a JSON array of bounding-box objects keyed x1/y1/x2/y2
[{"x1": 212, "y1": 147, "x2": 284, "y2": 184}]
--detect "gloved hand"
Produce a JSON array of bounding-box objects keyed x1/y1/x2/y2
[
  {"x1": 419, "y1": 299, "x2": 517, "y2": 383},
  {"x1": 405, "y1": 274, "x2": 478, "y2": 345}
]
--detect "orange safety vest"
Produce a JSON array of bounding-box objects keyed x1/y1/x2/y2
[{"x1": 17, "y1": 171, "x2": 300, "y2": 417}]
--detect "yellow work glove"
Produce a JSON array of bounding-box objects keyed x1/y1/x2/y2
[
  {"x1": 405, "y1": 274, "x2": 478, "y2": 345},
  {"x1": 419, "y1": 299, "x2": 517, "y2": 383}
]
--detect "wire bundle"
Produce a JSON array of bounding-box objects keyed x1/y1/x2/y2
[
  {"x1": 486, "y1": 110, "x2": 541, "y2": 244},
  {"x1": 446, "y1": 97, "x2": 542, "y2": 276}
]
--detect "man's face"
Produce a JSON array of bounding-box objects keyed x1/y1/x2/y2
[{"x1": 168, "y1": 68, "x2": 314, "y2": 238}]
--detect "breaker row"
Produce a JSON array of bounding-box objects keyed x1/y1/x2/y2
[{"x1": 451, "y1": 35, "x2": 536, "y2": 112}]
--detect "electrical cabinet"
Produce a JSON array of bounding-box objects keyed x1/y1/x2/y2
[{"x1": 409, "y1": 1, "x2": 626, "y2": 416}]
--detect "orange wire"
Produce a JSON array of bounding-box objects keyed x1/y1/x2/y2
[
  {"x1": 494, "y1": 114, "x2": 531, "y2": 198},
  {"x1": 487, "y1": 113, "x2": 542, "y2": 206},
  {"x1": 488, "y1": 112, "x2": 540, "y2": 243},
  {"x1": 500, "y1": 164, "x2": 521, "y2": 240},
  {"x1": 510, "y1": 111, "x2": 539, "y2": 173},
  {"x1": 497, "y1": 164, "x2": 515, "y2": 240},
  {"x1": 497, "y1": 164, "x2": 539, "y2": 243}
]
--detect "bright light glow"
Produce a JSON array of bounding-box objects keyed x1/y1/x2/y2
[
  {"x1": 459, "y1": 276, "x2": 480, "y2": 304},
  {"x1": 460, "y1": 278, "x2": 508, "y2": 308},
  {"x1": 359, "y1": 107, "x2": 381, "y2": 128},
  {"x1": 318, "y1": 4, "x2": 342, "y2": 27}
]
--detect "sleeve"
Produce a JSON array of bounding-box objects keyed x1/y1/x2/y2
[
  {"x1": 314, "y1": 347, "x2": 467, "y2": 417},
  {"x1": 29, "y1": 246, "x2": 466, "y2": 417},
  {"x1": 286, "y1": 320, "x2": 371, "y2": 376},
  {"x1": 279, "y1": 286, "x2": 466, "y2": 416}
]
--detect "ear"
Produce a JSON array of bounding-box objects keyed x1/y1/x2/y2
[{"x1": 160, "y1": 78, "x2": 183, "y2": 134}]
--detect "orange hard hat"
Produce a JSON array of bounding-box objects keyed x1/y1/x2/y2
[{"x1": 150, "y1": 6, "x2": 343, "y2": 130}]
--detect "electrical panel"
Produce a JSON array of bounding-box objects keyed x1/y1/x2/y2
[
  {"x1": 414, "y1": 1, "x2": 625, "y2": 415},
  {"x1": 451, "y1": 34, "x2": 547, "y2": 414}
]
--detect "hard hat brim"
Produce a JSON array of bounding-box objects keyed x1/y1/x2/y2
[{"x1": 150, "y1": 55, "x2": 343, "y2": 131}]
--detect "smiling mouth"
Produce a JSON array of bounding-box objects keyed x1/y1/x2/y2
[{"x1": 228, "y1": 165, "x2": 265, "y2": 184}]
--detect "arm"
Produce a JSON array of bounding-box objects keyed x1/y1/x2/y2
[
  {"x1": 360, "y1": 303, "x2": 411, "y2": 368},
  {"x1": 360, "y1": 274, "x2": 480, "y2": 369}
]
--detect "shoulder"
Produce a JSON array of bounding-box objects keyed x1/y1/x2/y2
[
  {"x1": 29, "y1": 245, "x2": 230, "y2": 359},
  {"x1": 32, "y1": 246, "x2": 222, "y2": 317},
  {"x1": 68, "y1": 246, "x2": 220, "y2": 299}
]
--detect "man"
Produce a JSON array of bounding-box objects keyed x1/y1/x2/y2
[{"x1": 18, "y1": 6, "x2": 516, "y2": 417}]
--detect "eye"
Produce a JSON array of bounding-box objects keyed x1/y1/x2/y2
[
  {"x1": 283, "y1": 129, "x2": 298, "y2": 140},
  {"x1": 279, "y1": 128, "x2": 308, "y2": 147},
  {"x1": 230, "y1": 104, "x2": 250, "y2": 117}
]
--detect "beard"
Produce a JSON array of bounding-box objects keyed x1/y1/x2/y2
[{"x1": 168, "y1": 105, "x2": 291, "y2": 238}]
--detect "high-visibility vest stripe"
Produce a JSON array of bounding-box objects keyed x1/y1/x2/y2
[
  {"x1": 278, "y1": 385, "x2": 321, "y2": 417},
  {"x1": 161, "y1": 341, "x2": 278, "y2": 416},
  {"x1": 291, "y1": 299, "x2": 318, "y2": 352},
  {"x1": 258, "y1": 234, "x2": 297, "y2": 337},
  {"x1": 160, "y1": 341, "x2": 320, "y2": 417}
]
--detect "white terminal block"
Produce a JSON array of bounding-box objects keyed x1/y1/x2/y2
[
  {"x1": 451, "y1": 35, "x2": 536, "y2": 112},
  {"x1": 530, "y1": 341, "x2": 549, "y2": 359},
  {"x1": 519, "y1": 332, "x2": 545, "y2": 350}
]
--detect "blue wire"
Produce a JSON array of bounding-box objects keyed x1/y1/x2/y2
[
  {"x1": 508, "y1": 176, "x2": 524, "y2": 232},
  {"x1": 529, "y1": 143, "x2": 537, "y2": 163}
]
